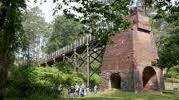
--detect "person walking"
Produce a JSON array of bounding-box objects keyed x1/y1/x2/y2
[
  {"x1": 94, "y1": 85, "x2": 97, "y2": 93},
  {"x1": 75, "y1": 84, "x2": 79, "y2": 96},
  {"x1": 79, "y1": 83, "x2": 86, "y2": 97}
]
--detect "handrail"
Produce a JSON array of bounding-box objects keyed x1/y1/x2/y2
[{"x1": 39, "y1": 34, "x2": 95, "y2": 64}]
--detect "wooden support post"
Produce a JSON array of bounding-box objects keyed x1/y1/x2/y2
[
  {"x1": 86, "y1": 37, "x2": 90, "y2": 88},
  {"x1": 74, "y1": 49, "x2": 77, "y2": 72},
  {"x1": 53, "y1": 58, "x2": 56, "y2": 64},
  {"x1": 45, "y1": 62, "x2": 48, "y2": 67},
  {"x1": 63, "y1": 54, "x2": 65, "y2": 62}
]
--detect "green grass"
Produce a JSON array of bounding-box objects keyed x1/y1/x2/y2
[
  {"x1": 79, "y1": 89, "x2": 178, "y2": 100},
  {"x1": 6, "y1": 89, "x2": 179, "y2": 100},
  {"x1": 6, "y1": 95, "x2": 62, "y2": 100}
]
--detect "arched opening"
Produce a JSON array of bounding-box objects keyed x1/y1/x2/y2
[
  {"x1": 110, "y1": 73, "x2": 121, "y2": 89},
  {"x1": 142, "y1": 66, "x2": 158, "y2": 90}
]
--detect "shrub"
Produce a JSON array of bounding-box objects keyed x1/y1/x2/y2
[
  {"x1": 66, "y1": 72, "x2": 84, "y2": 86},
  {"x1": 9, "y1": 65, "x2": 86, "y2": 97},
  {"x1": 52, "y1": 62, "x2": 73, "y2": 72},
  {"x1": 90, "y1": 73, "x2": 101, "y2": 86},
  {"x1": 167, "y1": 65, "x2": 179, "y2": 79},
  {"x1": 10, "y1": 65, "x2": 67, "y2": 96}
]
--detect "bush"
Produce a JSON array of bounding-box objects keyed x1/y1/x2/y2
[
  {"x1": 90, "y1": 73, "x2": 101, "y2": 86},
  {"x1": 52, "y1": 62, "x2": 73, "y2": 72},
  {"x1": 167, "y1": 65, "x2": 179, "y2": 79},
  {"x1": 9, "y1": 65, "x2": 85, "y2": 97},
  {"x1": 9, "y1": 65, "x2": 67, "y2": 96},
  {"x1": 66, "y1": 72, "x2": 84, "y2": 86}
]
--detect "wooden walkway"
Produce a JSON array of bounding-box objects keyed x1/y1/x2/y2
[{"x1": 39, "y1": 34, "x2": 96, "y2": 64}]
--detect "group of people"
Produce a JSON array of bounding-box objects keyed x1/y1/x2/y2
[
  {"x1": 68, "y1": 83, "x2": 98, "y2": 97},
  {"x1": 68, "y1": 83, "x2": 86, "y2": 97}
]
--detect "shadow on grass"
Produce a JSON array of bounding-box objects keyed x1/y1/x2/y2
[{"x1": 6, "y1": 89, "x2": 179, "y2": 100}]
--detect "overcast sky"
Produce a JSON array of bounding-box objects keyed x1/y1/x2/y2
[{"x1": 26, "y1": 0, "x2": 61, "y2": 23}]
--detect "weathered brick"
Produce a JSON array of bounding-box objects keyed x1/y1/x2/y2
[{"x1": 100, "y1": 7, "x2": 164, "y2": 92}]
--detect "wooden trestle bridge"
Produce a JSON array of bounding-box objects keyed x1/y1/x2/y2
[{"x1": 38, "y1": 34, "x2": 106, "y2": 86}]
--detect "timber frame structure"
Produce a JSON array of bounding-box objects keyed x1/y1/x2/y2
[{"x1": 39, "y1": 35, "x2": 105, "y2": 87}]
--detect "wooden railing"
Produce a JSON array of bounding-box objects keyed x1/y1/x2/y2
[{"x1": 39, "y1": 34, "x2": 96, "y2": 64}]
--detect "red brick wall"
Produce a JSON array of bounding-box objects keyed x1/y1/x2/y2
[
  {"x1": 100, "y1": 7, "x2": 163, "y2": 92},
  {"x1": 133, "y1": 30, "x2": 158, "y2": 68},
  {"x1": 101, "y1": 31, "x2": 134, "y2": 71}
]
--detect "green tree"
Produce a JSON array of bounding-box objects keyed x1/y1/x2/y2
[
  {"x1": 152, "y1": 18, "x2": 179, "y2": 70},
  {"x1": 136, "y1": 0, "x2": 178, "y2": 23},
  {"x1": 45, "y1": 16, "x2": 82, "y2": 54},
  {"x1": 0, "y1": 0, "x2": 26, "y2": 99},
  {"x1": 150, "y1": 0, "x2": 179, "y2": 70},
  {"x1": 56, "y1": 0, "x2": 131, "y2": 45},
  {"x1": 43, "y1": 0, "x2": 178, "y2": 47},
  {"x1": 20, "y1": 7, "x2": 52, "y2": 64},
  {"x1": 158, "y1": 28, "x2": 179, "y2": 69},
  {"x1": 152, "y1": 0, "x2": 178, "y2": 23}
]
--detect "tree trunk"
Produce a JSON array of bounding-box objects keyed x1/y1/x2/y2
[
  {"x1": 0, "y1": 52, "x2": 13, "y2": 100},
  {"x1": 0, "y1": 61, "x2": 9, "y2": 100}
]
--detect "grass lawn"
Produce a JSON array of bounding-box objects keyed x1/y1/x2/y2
[
  {"x1": 6, "y1": 89, "x2": 179, "y2": 100},
  {"x1": 79, "y1": 89, "x2": 178, "y2": 100}
]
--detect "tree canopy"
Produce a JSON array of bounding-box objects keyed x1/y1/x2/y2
[
  {"x1": 20, "y1": 6, "x2": 51, "y2": 64},
  {"x1": 44, "y1": 16, "x2": 82, "y2": 54},
  {"x1": 156, "y1": 21, "x2": 179, "y2": 69},
  {"x1": 151, "y1": 0, "x2": 179, "y2": 69},
  {"x1": 55, "y1": 0, "x2": 131, "y2": 44}
]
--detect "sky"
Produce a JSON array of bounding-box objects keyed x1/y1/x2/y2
[{"x1": 26, "y1": 0, "x2": 61, "y2": 23}]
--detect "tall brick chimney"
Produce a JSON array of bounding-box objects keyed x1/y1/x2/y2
[{"x1": 100, "y1": 5, "x2": 164, "y2": 92}]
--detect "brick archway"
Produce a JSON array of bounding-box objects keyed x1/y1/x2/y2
[
  {"x1": 142, "y1": 66, "x2": 158, "y2": 90},
  {"x1": 110, "y1": 73, "x2": 121, "y2": 89}
]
